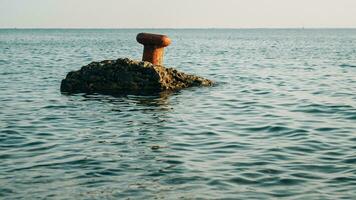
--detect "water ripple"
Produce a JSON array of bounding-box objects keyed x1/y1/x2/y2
[{"x1": 1, "y1": 29, "x2": 356, "y2": 199}]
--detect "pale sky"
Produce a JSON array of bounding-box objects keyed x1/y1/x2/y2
[{"x1": 1, "y1": 0, "x2": 356, "y2": 28}]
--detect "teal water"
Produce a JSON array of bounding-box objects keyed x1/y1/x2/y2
[{"x1": 0, "y1": 29, "x2": 356, "y2": 199}]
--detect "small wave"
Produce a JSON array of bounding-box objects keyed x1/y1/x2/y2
[
  {"x1": 346, "y1": 114, "x2": 356, "y2": 120},
  {"x1": 244, "y1": 125, "x2": 290, "y2": 133},
  {"x1": 0, "y1": 154, "x2": 11, "y2": 159},
  {"x1": 0, "y1": 129, "x2": 20, "y2": 134},
  {"x1": 25, "y1": 143, "x2": 58, "y2": 152},
  {"x1": 0, "y1": 59, "x2": 10, "y2": 65},
  {"x1": 277, "y1": 178, "x2": 306, "y2": 185},
  {"x1": 287, "y1": 146, "x2": 316, "y2": 154},
  {"x1": 0, "y1": 188, "x2": 14, "y2": 197},
  {"x1": 339, "y1": 64, "x2": 356, "y2": 68},
  {"x1": 290, "y1": 172, "x2": 322, "y2": 180},
  {"x1": 292, "y1": 103, "x2": 353, "y2": 114},
  {"x1": 229, "y1": 176, "x2": 257, "y2": 184},
  {"x1": 0, "y1": 130, "x2": 26, "y2": 147},
  {"x1": 343, "y1": 157, "x2": 356, "y2": 164},
  {"x1": 41, "y1": 105, "x2": 68, "y2": 109},
  {"x1": 258, "y1": 168, "x2": 284, "y2": 175},
  {"x1": 315, "y1": 127, "x2": 339, "y2": 132},
  {"x1": 7, "y1": 157, "x2": 98, "y2": 172},
  {"x1": 283, "y1": 129, "x2": 309, "y2": 138},
  {"x1": 164, "y1": 176, "x2": 209, "y2": 185},
  {"x1": 164, "y1": 159, "x2": 184, "y2": 165},
  {"x1": 329, "y1": 176, "x2": 356, "y2": 183}
]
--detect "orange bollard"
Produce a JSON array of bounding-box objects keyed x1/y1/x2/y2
[{"x1": 136, "y1": 33, "x2": 171, "y2": 65}]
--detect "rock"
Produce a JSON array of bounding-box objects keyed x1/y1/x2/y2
[
  {"x1": 60, "y1": 58, "x2": 213, "y2": 95},
  {"x1": 151, "y1": 145, "x2": 160, "y2": 150}
]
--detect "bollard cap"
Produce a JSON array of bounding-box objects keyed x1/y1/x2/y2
[{"x1": 136, "y1": 33, "x2": 171, "y2": 47}]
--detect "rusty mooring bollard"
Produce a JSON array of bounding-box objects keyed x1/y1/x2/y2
[{"x1": 136, "y1": 33, "x2": 171, "y2": 65}]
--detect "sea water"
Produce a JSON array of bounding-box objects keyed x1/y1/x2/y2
[{"x1": 0, "y1": 29, "x2": 355, "y2": 199}]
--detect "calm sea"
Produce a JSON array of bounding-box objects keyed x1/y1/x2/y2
[{"x1": 0, "y1": 29, "x2": 356, "y2": 199}]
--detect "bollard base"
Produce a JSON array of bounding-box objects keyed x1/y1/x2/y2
[{"x1": 60, "y1": 58, "x2": 213, "y2": 95}]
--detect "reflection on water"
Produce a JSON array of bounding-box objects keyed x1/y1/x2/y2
[
  {"x1": 80, "y1": 90, "x2": 173, "y2": 109},
  {"x1": 1, "y1": 29, "x2": 356, "y2": 199}
]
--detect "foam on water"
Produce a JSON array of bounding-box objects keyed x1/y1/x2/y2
[{"x1": 0, "y1": 29, "x2": 356, "y2": 199}]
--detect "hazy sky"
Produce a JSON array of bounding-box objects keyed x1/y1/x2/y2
[{"x1": 1, "y1": 0, "x2": 356, "y2": 28}]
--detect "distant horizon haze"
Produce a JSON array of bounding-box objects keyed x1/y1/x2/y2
[{"x1": 1, "y1": 0, "x2": 356, "y2": 28}]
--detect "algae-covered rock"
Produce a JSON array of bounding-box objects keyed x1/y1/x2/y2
[{"x1": 60, "y1": 58, "x2": 213, "y2": 95}]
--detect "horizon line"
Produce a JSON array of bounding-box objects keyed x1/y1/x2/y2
[{"x1": 1, "y1": 27, "x2": 356, "y2": 30}]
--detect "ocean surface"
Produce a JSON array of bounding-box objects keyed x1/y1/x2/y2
[{"x1": 0, "y1": 29, "x2": 356, "y2": 199}]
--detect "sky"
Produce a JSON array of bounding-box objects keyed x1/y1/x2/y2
[{"x1": 1, "y1": 0, "x2": 356, "y2": 28}]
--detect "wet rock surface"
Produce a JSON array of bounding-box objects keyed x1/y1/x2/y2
[{"x1": 60, "y1": 58, "x2": 213, "y2": 95}]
